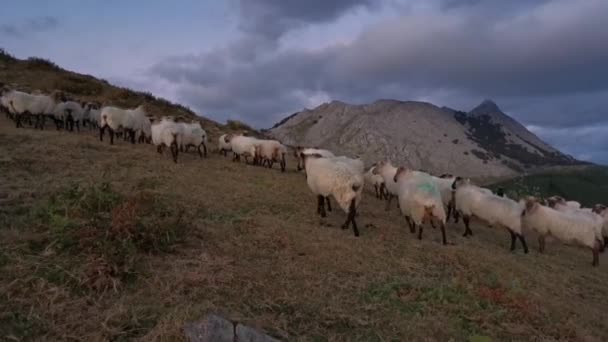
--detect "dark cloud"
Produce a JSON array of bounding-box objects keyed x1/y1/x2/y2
[
  {"x1": 0, "y1": 16, "x2": 60, "y2": 38},
  {"x1": 238, "y1": 0, "x2": 375, "y2": 40},
  {"x1": 148, "y1": 0, "x2": 608, "y2": 162}
]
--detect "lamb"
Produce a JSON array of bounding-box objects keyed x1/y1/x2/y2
[
  {"x1": 522, "y1": 197, "x2": 602, "y2": 266},
  {"x1": 151, "y1": 117, "x2": 179, "y2": 163},
  {"x1": 177, "y1": 121, "x2": 208, "y2": 157},
  {"x1": 301, "y1": 153, "x2": 364, "y2": 236},
  {"x1": 371, "y1": 160, "x2": 400, "y2": 211},
  {"x1": 294, "y1": 146, "x2": 334, "y2": 171},
  {"x1": 99, "y1": 105, "x2": 148, "y2": 144},
  {"x1": 452, "y1": 177, "x2": 528, "y2": 253},
  {"x1": 255, "y1": 139, "x2": 287, "y2": 172},
  {"x1": 364, "y1": 164, "x2": 387, "y2": 199},
  {"x1": 394, "y1": 167, "x2": 448, "y2": 245},
  {"x1": 218, "y1": 134, "x2": 233, "y2": 156},
  {"x1": 227, "y1": 135, "x2": 260, "y2": 164}
]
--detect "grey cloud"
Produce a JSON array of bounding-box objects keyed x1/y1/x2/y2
[
  {"x1": 149, "y1": 0, "x2": 608, "y2": 163},
  {"x1": 0, "y1": 16, "x2": 60, "y2": 38},
  {"x1": 528, "y1": 124, "x2": 608, "y2": 164}
]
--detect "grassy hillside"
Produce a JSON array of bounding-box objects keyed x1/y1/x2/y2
[
  {"x1": 0, "y1": 48, "x2": 258, "y2": 140},
  {"x1": 489, "y1": 166, "x2": 608, "y2": 207},
  {"x1": 1, "y1": 116, "x2": 608, "y2": 341}
]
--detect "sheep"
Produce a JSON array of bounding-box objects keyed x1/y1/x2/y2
[
  {"x1": 522, "y1": 197, "x2": 602, "y2": 266},
  {"x1": 151, "y1": 117, "x2": 179, "y2": 163},
  {"x1": 294, "y1": 146, "x2": 334, "y2": 171},
  {"x1": 99, "y1": 105, "x2": 148, "y2": 144},
  {"x1": 593, "y1": 204, "x2": 608, "y2": 246},
  {"x1": 547, "y1": 196, "x2": 605, "y2": 252},
  {"x1": 364, "y1": 164, "x2": 387, "y2": 199},
  {"x1": 301, "y1": 153, "x2": 364, "y2": 236},
  {"x1": 83, "y1": 102, "x2": 101, "y2": 129},
  {"x1": 177, "y1": 121, "x2": 208, "y2": 157},
  {"x1": 218, "y1": 134, "x2": 233, "y2": 156},
  {"x1": 394, "y1": 167, "x2": 448, "y2": 245},
  {"x1": 433, "y1": 174, "x2": 458, "y2": 222},
  {"x1": 255, "y1": 139, "x2": 287, "y2": 172},
  {"x1": 137, "y1": 116, "x2": 152, "y2": 144},
  {"x1": 452, "y1": 177, "x2": 528, "y2": 253},
  {"x1": 4, "y1": 90, "x2": 58, "y2": 129},
  {"x1": 371, "y1": 160, "x2": 400, "y2": 211},
  {"x1": 227, "y1": 135, "x2": 260, "y2": 164},
  {"x1": 53, "y1": 101, "x2": 84, "y2": 132}
]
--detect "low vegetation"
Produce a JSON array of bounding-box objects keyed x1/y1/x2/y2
[{"x1": 1, "y1": 116, "x2": 608, "y2": 341}]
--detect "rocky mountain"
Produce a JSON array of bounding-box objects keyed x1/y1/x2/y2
[{"x1": 269, "y1": 99, "x2": 581, "y2": 179}]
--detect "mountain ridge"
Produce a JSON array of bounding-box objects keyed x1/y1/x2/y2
[{"x1": 269, "y1": 98, "x2": 584, "y2": 179}]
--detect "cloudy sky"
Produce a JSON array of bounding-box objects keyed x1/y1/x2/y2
[{"x1": 1, "y1": 0, "x2": 607, "y2": 163}]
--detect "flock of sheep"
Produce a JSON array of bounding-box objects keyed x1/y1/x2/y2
[{"x1": 2, "y1": 86, "x2": 608, "y2": 267}]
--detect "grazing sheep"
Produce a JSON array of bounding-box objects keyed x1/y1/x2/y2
[
  {"x1": 228, "y1": 135, "x2": 260, "y2": 164},
  {"x1": 394, "y1": 167, "x2": 448, "y2": 245},
  {"x1": 452, "y1": 177, "x2": 528, "y2": 253},
  {"x1": 151, "y1": 117, "x2": 179, "y2": 163},
  {"x1": 364, "y1": 164, "x2": 387, "y2": 199},
  {"x1": 593, "y1": 204, "x2": 608, "y2": 246},
  {"x1": 177, "y1": 121, "x2": 208, "y2": 157},
  {"x1": 522, "y1": 197, "x2": 602, "y2": 266},
  {"x1": 294, "y1": 146, "x2": 334, "y2": 171},
  {"x1": 301, "y1": 153, "x2": 364, "y2": 236},
  {"x1": 218, "y1": 134, "x2": 234, "y2": 156},
  {"x1": 255, "y1": 139, "x2": 287, "y2": 172},
  {"x1": 372, "y1": 160, "x2": 400, "y2": 211}
]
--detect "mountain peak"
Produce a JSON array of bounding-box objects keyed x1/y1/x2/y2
[{"x1": 470, "y1": 99, "x2": 501, "y2": 115}]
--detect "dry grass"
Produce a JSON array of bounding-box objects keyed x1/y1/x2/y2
[{"x1": 1, "y1": 118, "x2": 608, "y2": 341}]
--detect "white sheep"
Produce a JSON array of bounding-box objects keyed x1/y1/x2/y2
[
  {"x1": 301, "y1": 153, "x2": 364, "y2": 236},
  {"x1": 53, "y1": 101, "x2": 84, "y2": 132},
  {"x1": 218, "y1": 134, "x2": 234, "y2": 157},
  {"x1": 547, "y1": 196, "x2": 605, "y2": 252},
  {"x1": 371, "y1": 160, "x2": 400, "y2": 211},
  {"x1": 364, "y1": 164, "x2": 387, "y2": 199},
  {"x1": 294, "y1": 146, "x2": 334, "y2": 171},
  {"x1": 452, "y1": 177, "x2": 529, "y2": 253},
  {"x1": 177, "y1": 121, "x2": 208, "y2": 157},
  {"x1": 4, "y1": 90, "x2": 57, "y2": 129},
  {"x1": 99, "y1": 105, "x2": 148, "y2": 144},
  {"x1": 522, "y1": 197, "x2": 602, "y2": 266},
  {"x1": 433, "y1": 174, "x2": 458, "y2": 222},
  {"x1": 394, "y1": 167, "x2": 448, "y2": 245},
  {"x1": 593, "y1": 204, "x2": 608, "y2": 247},
  {"x1": 227, "y1": 135, "x2": 260, "y2": 164},
  {"x1": 151, "y1": 117, "x2": 179, "y2": 163},
  {"x1": 83, "y1": 103, "x2": 101, "y2": 129},
  {"x1": 255, "y1": 139, "x2": 288, "y2": 172}
]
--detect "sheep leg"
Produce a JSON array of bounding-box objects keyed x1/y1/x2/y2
[
  {"x1": 385, "y1": 195, "x2": 393, "y2": 211},
  {"x1": 592, "y1": 245, "x2": 600, "y2": 267},
  {"x1": 374, "y1": 185, "x2": 379, "y2": 198},
  {"x1": 317, "y1": 195, "x2": 326, "y2": 218},
  {"x1": 325, "y1": 197, "x2": 332, "y2": 212},
  {"x1": 202, "y1": 143, "x2": 207, "y2": 157},
  {"x1": 430, "y1": 219, "x2": 436, "y2": 229},
  {"x1": 446, "y1": 204, "x2": 453, "y2": 223},
  {"x1": 417, "y1": 224, "x2": 424, "y2": 240},
  {"x1": 76, "y1": 121, "x2": 80, "y2": 132},
  {"x1": 462, "y1": 215, "x2": 472, "y2": 237},
  {"x1": 341, "y1": 199, "x2": 359, "y2": 237},
  {"x1": 157, "y1": 145, "x2": 163, "y2": 154},
  {"x1": 99, "y1": 125, "x2": 105, "y2": 141},
  {"x1": 268, "y1": 161, "x2": 274, "y2": 169},
  {"x1": 39, "y1": 115, "x2": 46, "y2": 130},
  {"x1": 280, "y1": 158, "x2": 286, "y2": 172},
  {"x1": 440, "y1": 222, "x2": 447, "y2": 245},
  {"x1": 130, "y1": 130, "x2": 136, "y2": 144},
  {"x1": 509, "y1": 230, "x2": 517, "y2": 251},
  {"x1": 15, "y1": 114, "x2": 22, "y2": 128},
  {"x1": 171, "y1": 143, "x2": 178, "y2": 163},
  {"x1": 518, "y1": 234, "x2": 529, "y2": 254},
  {"x1": 109, "y1": 128, "x2": 115, "y2": 145},
  {"x1": 538, "y1": 236, "x2": 546, "y2": 253},
  {"x1": 197, "y1": 145, "x2": 203, "y2": 158},
  {"x1": 405, "y1": 216, "x2": 415, "y2": 233}
]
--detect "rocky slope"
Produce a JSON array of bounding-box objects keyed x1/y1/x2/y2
[{"x1": 269, "y1": 99, "x2": 581, "y2": 179}]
